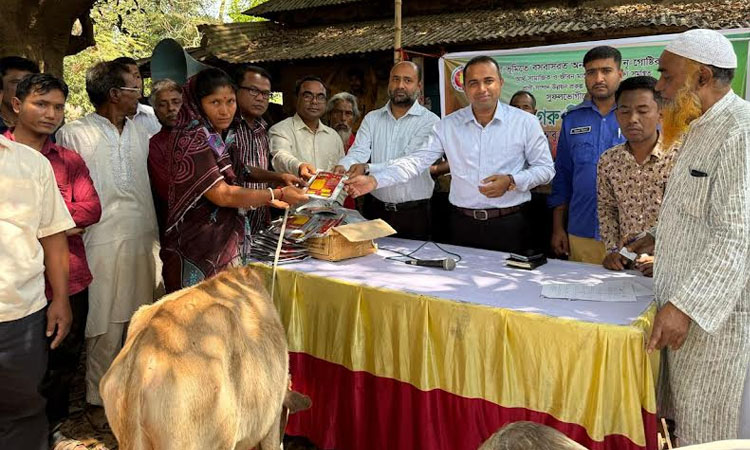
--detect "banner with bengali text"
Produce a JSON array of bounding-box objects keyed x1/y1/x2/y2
[{"x1": 439, "y1": 30, "x2": 750, "y2": 156}]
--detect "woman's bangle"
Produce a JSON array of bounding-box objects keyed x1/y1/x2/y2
[{"x1": 268, "y1": 187, "x2": 275, "y2": 202}]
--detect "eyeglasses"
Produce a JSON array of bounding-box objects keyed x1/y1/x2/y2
[
  {"x1": 239, "y1": 86, "x2": 272, "y2": 100},
  {"x1": 118, "y1": 86, "x2": 141, "y2": 93},
  {"x1": 301, "y1": 92, "x2": 327, "y2": 103}
]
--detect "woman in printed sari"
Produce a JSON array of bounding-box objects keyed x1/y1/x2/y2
[{"x1": 150, "y1": 68, "x2": 307, "y2": 293}]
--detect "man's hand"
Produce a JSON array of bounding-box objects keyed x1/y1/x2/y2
[
  {"x1": 47, "y1": 298, "x2": 72, "y2": 349},
  {"x1": 346, "y1": 163, "x2": 367, "y2": 178},
  {"x1": 430, "y1": 159, "x2": 450, "y2": 178},
  {"x1": 626, "y1": 233, "x2": 655, "y2": 255},
  {"x1": 298, "y1": 163, "x2": 317, "y2": 181},
  {"x1": 344, "y1": 175, "x2": 377, "y2": 198},
  {"x1": 332, "y1": 165, "x2": 346, "y2": 175},
  {"x1": 550, "y1": 228, "x2": 570, "y2": 257},
  {"x1": 647, "y1": 302, "x2": 691, "y2": 352},
  {"x1": 478, "y1": 174, "x2": 511, "y2": 198},
  {"x1": 635, "y1": 254, "x2": 654, "y2": 277},
  {"x1": 65, "y1": 227, "x2": 84, "y2": 236},
  {"x1": 277, "y1": 173, "x2": 305, "y2": 188},
  {"x1": 603, "y1": 252, "x2": 627, "y2": 271}
]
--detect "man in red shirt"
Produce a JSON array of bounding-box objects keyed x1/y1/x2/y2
[{"x1": 5, "y1": 73, "x2": 101, "y2": 450}]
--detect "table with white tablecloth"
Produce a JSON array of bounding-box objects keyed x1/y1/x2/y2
[{"x1": 252, "y1": 238, "x2": 659, "y2": 450}]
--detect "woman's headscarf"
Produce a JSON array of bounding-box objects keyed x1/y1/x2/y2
[{"x1": 162, "y1": 73, "x2": 242, "y2": 231}]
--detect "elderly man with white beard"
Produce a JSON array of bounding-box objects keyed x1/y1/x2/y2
[
  {"x1": 628, "y1": 29, "x2": 750, "y2": 444},
  {"x1": 327, "y1": 92, "x2": 360, "y2": 153}
]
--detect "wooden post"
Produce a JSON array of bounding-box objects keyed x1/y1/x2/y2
[{"x1": 394, "y1": 0, "x2": 402, "y2": 63}]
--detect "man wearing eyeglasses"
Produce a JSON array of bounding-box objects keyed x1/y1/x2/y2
[
  {"x1": 269, "y1": 75, "x2": 344, "y2": 180},
  {"x1": 232, "y1": 65, "x2": 303, "y2": 259},
  {"x1": 56, "y1": 60, "x2": 160, "y2": 431},
  {"x1": 113, "y1": 56, "x2": 162, "y2": 138}
]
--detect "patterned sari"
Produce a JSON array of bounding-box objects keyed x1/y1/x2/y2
[{"x1": 150, "y1": 76, "x2": 245, "y2": 293}]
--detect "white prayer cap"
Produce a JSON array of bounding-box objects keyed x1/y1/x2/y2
[{"x1": 664, "y1": 29, "x2": 737, "y2": 69}]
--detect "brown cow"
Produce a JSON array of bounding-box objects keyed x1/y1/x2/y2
[{"x1": 100, "y1": 266, "x2": 308, "y2": 450}]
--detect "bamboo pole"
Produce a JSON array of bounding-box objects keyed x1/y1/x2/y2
[{"x1": 394, "y1": 0, "x2": 402, "y2": 63}]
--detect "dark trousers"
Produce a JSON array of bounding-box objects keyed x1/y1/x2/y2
[
  {"x1": 0, "y1": 308, "x2": 48, "y2": 450},
  {"x1": 41, "y1": 289, "x2": 88, "y2": 429},
  {"x1": 449, "y1": 204, "x2": 532, "y2": 253},
  {"x1": 363, "y1": 196, "x2": 431, "y2": 241},
  {"x1": 430, "y1": 191, "x2": 452, "y2": 244}
]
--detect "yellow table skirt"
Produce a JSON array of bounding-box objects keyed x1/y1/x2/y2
[{"x1": 254, "y1": 264, "x2": 659, "y2": 447}]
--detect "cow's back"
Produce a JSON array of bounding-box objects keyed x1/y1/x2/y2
[{"x1": 101, "y1": 266, "x2": 289, "y2": 450}]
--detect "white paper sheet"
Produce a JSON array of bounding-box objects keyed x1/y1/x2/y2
[{"x1": 541, "y1": 280, "x2": 639, "y2": 302}]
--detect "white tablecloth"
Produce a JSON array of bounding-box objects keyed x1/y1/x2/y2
[{"x1": 276, "y1": 238, "x2": 654, "y2": 326}]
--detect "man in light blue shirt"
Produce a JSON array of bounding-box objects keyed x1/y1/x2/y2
[
  {"x1": 333, "y1": 61, "x2": 439, "y2": 240},
  {"x1": 345, "y1": 56, "x2": 554, "y2": 253}
]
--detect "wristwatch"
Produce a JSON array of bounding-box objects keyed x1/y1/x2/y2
[{"x1": 507, "y1": 174, "x2": 516, "y2": 191}]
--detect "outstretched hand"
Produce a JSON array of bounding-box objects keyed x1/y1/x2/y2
[
  {"x1": 269, "y1": 186, "x2": 309, "y2": 209},
  {"x1": 298, "y1": 163, "x2": 317, "y2": 181},
  {"x1": 344, "y1": 175, "x2": 377, "y2": 198}
]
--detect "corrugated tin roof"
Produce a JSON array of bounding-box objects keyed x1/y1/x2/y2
[
  {"x1": 244, "y1": 0, "x2": 363, "y2": 16},
  {"x1": 202, "y1": 1, "x2": 750, "y2": 63}
]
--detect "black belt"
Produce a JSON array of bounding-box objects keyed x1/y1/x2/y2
[
  {"x1": 372, "y1": 197, "x2": 429, "y2": 212},
  {"x1": 455, "y1": 205, "x2": 522, "y2": 221}
]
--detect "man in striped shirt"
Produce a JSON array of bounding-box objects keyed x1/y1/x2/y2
[
  {"x1": 334, "y1": 61, "x2": 439, "y2": 240},
  {"x1": 232, "y1": 65, "x2": 304, "y2": 259},
  {"x1": 629, "y1": 29, "x2": 750, "y2": 444}
]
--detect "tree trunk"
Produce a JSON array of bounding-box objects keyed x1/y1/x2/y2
[
  {"x1": 0, "y1": 0, "x2": 97, "y2": 76},
  {"x1": 218, "y1": 0, "x2": 227, "y2": 20}
]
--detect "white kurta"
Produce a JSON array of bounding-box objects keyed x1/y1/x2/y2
[
  {"x1": 133, "y1": 103, "x2": 161, "y2": 138},
  {"x1": 56, "y1": 113, "x2": 159, "y2": 337},
  {"x1": 653, "y1": 91, "x2": 750, "y2": 444}
]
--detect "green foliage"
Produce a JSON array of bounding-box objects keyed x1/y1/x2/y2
[
  {"x1": 228, "y1": 0, "x2": 267, "y2": 23},
  {"x1": 64, "y1": 0, "x2": 219, "y2": 119},
  {"x1": 63, "y1": 0, "x2": 270, "y2": 119}
]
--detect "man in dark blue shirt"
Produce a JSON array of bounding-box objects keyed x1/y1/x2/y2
[{"x1": 548, "y1": 46, "x2": 625, "y2": 263}]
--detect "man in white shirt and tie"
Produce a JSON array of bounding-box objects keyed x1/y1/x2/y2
[
  {"x1": 345, "y1": 56, "x2": 555, "y2": 252},
  {"x1": 333, "y1": 61, "x2": 439, "y2": 240}
]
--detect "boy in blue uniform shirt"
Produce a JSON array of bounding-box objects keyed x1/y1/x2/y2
[{"x1": 548, "y1": 46, "x2": 625, "y2": 263}]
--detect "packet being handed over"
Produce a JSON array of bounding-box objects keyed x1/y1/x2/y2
[{"x1": 305, "y1": 170, "x2": 347, "y2": 201}]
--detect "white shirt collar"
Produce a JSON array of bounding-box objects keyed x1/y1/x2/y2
[
  {"x1": 384, "y1": 101, "x2": 426, "y2": 120},
  {"x1": 463, "y1": 101, "x2": 504, "y2": 126}
]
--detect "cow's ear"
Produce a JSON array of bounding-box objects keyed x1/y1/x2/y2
[{"x1": 283, "y1": 390, "x2": 312, "y2": 414}]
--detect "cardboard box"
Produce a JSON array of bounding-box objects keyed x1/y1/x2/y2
[{"x1": 304, "y1": 219, "x2": 396, "y2": 261}]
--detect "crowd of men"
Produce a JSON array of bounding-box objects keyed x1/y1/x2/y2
[{"x1": 1, "y1": 28, "x2": 748, "y2": 449}]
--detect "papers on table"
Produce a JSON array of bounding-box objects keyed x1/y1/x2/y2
[{"x1": 541, "y1": 279, "x2": 651, "y2": 303}]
